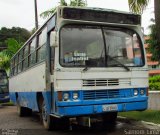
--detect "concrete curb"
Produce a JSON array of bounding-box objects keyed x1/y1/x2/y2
[
  {"x1": 149, "y1": 91, "x2": 160, "y2": 94},
  {"x1": 118, "y1": 116, "x2": 160, "y2": 128},
  {"x1": 141, "y1": 121, "x2": 160, "y2": 128},
  {"x1": 148, "y1": 91, "x2": 160, "y2": 110}
]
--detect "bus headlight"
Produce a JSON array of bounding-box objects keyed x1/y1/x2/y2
[
  {"x1": 73, "y1": 92, "x2": 78, "y2": 100},
  {"x1": 63, "y1": 93, "x2": 69, "y2": 101},
  {"x1": 134, "y1": 89, "x2": 138, "y2": 96},
  {"x1": 140, "y1": 89, "x2": 145, "y2": 95}
]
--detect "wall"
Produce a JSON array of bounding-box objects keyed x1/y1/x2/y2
[{"x1": 148, "y1": 91, "x2": 160, "y2": 110}]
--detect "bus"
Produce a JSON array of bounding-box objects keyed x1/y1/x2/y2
[
  {"x1": 9, "y1": 6, "x2": 148, "y2": 130},
  {"x1": 0, "y1": 69, "x2": 9, "y2": 103}
]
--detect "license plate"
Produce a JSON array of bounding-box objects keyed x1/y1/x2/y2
[{"x1": 102, "y1": 104, "x2": 118, "y2": 112}]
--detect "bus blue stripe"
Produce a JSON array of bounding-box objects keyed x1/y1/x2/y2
[{"x1": 9, "y1": 87, "x2": 148, "y2": 117}]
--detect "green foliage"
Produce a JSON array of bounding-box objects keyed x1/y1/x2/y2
[
  {"x1": 0, "y1": 27, "x2": 31, "y2": 48},
  {"x1": 70, "y1": 0, "x2": 87, "y2": 6},
  {"x1": 0, "y1": 27, "x2": 30, "y2": 71},
  {"x1": 40, "y1": 8, "x2": 56, "y2": 19},
  {"x1": 0, "y1": 38, "x2": 22, "y2": 70},
  {"x1": 0, "y1": 101, "x2": 14, "y2": 106},
  {"x1": 40, "y1": 0, "x2": 87, "y2": 19},
  {"x1": 0, "y1": 53, "x2": 10, "y2": 70},
  {"x1": 119, "y1": 110, "x2": 160, "y2": 124},
  {"x1": 128, "y1": 0, "x2": 160, "y2": 60},
  {"x1": 4, "y1": 38, "x2": 22, "y2": 57},
  {"x1": 60, "y1": 0, "x2": 68, "y2": 6},
  {"x1": 147, "y1": 22, "x2": 160, "y2": 61},
  {"x1": 149, "y1": 75, "x2": 160, "y2": 90},
  {"x1": 128, "y1": 0, "x2": 150, "y2": 14}
]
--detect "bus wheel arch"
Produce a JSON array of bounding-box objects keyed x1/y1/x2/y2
[
  {"x1": 37, "y1": 92, "x2": 43, "y2": 112},
  {"x1": 15, "y1": 92, "x2": 18, "y2": 101}
]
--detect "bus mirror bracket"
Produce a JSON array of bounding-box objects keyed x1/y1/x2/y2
[{"x1": 50, "y1": 31, "x2": 58, "y2": 47}]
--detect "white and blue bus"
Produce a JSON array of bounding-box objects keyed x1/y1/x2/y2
[{"x1": 9, "y1": 6, "x2": 148, "y2": 130}]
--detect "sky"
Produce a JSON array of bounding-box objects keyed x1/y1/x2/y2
[{"x1": 0, "y1": 0, "x2": 154, "y2": 34}]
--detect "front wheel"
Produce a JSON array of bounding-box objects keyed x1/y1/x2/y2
[
  {"x1": 41, "y1": 100, "x2": 70, "y2": 130},
  {"x1": 41, "y1": 101, "x2": 53, "y2": 130}
]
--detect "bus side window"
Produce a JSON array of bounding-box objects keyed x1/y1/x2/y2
[
  {"x1": 30, "y1": 38, "x2": 36, "y2": 66},
  {"x1": 10, "y1": 59, "x2": 13, "y2": 76},
  {"x1": 18, "y1": 53, "x2": 22, "y2": 73},
  {"x1": 37, "y1": 27, "x2": 47, "y2": 62},
  {"x1": 15, "y1": 56, "x2": 18, "y2": 75},
  {"x1": 22, "y1": 46, "x2": 29, "y2": 70},
  {"x1": 13, "y1": 58, "x2": 15, "y2": 75},
  {"x1": 22, "y1": 48, "x2": 25, "y2": 70}
]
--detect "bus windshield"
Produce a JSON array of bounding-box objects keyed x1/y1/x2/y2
[
  {"x1": 0, "y1": 70, "x2": 8, "y2": 93},
  {"x1": 60, "y1": 25, "x2": 144, "y2": 68}
]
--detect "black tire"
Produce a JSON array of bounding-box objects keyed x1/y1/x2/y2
[
  {"x1": 17, "y1": 102, "x2": 26, "y2": 117},
  {"x1": 54, "y1": 117, "x2": 70, "y2": 130},
  {"x1": 102, "y1": 112, "x2": 117, "y2": 126},
  {"x1": 25, "y1": 108, "x2": 32, "y2": 116},
  {"x1": 17, "y1": 99, "x2": 32, "y2": 117},
  {"x1": 41, "y1": 100, "x2": 70, "y2": 130}
]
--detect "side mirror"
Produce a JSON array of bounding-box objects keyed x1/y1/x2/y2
[{"x1": 50, "y1": 31, "x2": 58, "y2": 47}]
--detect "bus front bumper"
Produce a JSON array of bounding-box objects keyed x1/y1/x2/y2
[{"x1": 57, "y1": 100, "x2": 148, "y2": 117}]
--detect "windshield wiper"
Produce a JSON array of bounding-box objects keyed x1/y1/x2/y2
[{"x1": 106, "y1": 55, "x2": 130, "y2": 71}]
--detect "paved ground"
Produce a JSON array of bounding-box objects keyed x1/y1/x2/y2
[{"x1": 0, "y1": 105, "x2": 160, "y2": 135}]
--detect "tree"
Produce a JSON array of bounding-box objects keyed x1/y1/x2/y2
[
  {"x1": 0, "y1": 27, "x2": 31, "y2": 51},
  {"x1": 154, "y1": 0, "x2": 160, "y2": 42},
  {"x1": 0, "y1": 38, "x2": 22, "y2": 70},
  {"x1": 128, "y1": 0, "x2": 160, "y2": 61},
  {"x1": 147, "y1": 21, "x2": 158, "y2": 60},
  {"x1": 40, "y1": 0, "x2": 87, "y2": 19},
  {"x1": 0, "y1": 53, "x2": 10, "y2": 71},
  {"x1": 128, "y1": 0, "x2": 149, "y2": 14},
  {"x1": 70, "y1": 0, "x2": 87, "y2": 6}
]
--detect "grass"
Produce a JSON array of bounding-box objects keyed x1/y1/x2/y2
[
  {"x1": 149, "y1": 89, "x2": 160, "y2": 91},
  {"x1": 119, "y1": 110, "x2": 160, "y2": 124},
  {"x1": 0, "y1": 101, "x2": 14, "y2": 106}
]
